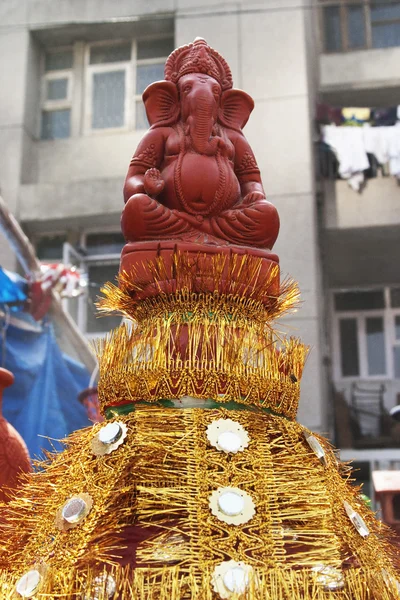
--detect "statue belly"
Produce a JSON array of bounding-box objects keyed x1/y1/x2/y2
[{"x1": 177, "y1": 153, "x2": 239, "y2": 215}]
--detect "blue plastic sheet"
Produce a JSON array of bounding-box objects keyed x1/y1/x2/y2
[
  {"x1": 0, "y1": 311, "x2": 91, "y2": 459},
  {"x1": 0, "y1": 267, "x2": 27, "y2": 307}
]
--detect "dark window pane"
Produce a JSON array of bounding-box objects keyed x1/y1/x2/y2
[
  {"x1": 45, "y1": 51, "x2": 73, "y2": 71},
  {"x1": 86, "y1": 233, "x2": 124, "y2": 255},
  {"x1": 372, "y1": 22, "x2": 400, "y2": 48},
  {"x1": 371, "y1": 2, "x2": 400, "y2": 21},
  {"x1": 41, "y1": 109, "x2": 70, "y2": 139},
  {"x1": 339, "y1": 318, "x2": 360, "y2": 376},
  {"x1": 92, "y1": 71, "x2": 125, "y2": 129},
  {"x1": 87, "y1": 264, "x2": 122, "y2": 333},
  {"x1": 36, "y1": 235, "x2": 66, "y2": 260},
  {"x1": 90, "y1": 44, "x2": 131, "y2": 64},
  {"x1": 391, "y1": 288, "x2": 400, "y2": 307},
  {"x1": 393, "y1": 346, "x2": 400, "y2": 378},
  {"x1": 137, "y1": 37, "x2": 174, "y2": 59},
  {"x1": 46, "y1": 78, "x2": 68, "y2": 100},
  {"x1": 366, "y1": 317, "x2": 386, "y2": 375},
  {"x1": 323, "y1": 6, "x2": 342, "y2": 52},
  {"x1": 393, "y1": 494, "x2": 400, "y2": 520},
  {"x1": 135, "y1": 100, "x2": 149, "y2": 130},
  {"x1": 136, "y1": 63, "x2": 164, "y2": 94},
  {"x1": 335, "y1": 290, "x2": 385, "y2": 311},
  {"x1": 395, "y1": 316, "x2": 400, "y2": 340},
  {"x1": 347, "y1": 5, "x2": 366, "y2": 48}
]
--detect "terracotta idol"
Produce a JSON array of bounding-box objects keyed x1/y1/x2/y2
[{"x1": 120, "y1": 37, "x2": 279, "y2": 290}]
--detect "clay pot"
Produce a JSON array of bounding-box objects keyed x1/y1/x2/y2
[{"x1": 0, "y1": 368, "x2": 31, "y2": 503}]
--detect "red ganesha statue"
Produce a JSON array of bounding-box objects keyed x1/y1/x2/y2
[{"x1": 121, "y1": 38, "x2": 280, "y2": 288}]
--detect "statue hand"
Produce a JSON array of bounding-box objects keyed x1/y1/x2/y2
[
  {"x1": 144, "y1": 168, "x2": 165, "y2": 198},
  {"x1": 242, "y1": 191, "x2": 266, "y2": 205}
]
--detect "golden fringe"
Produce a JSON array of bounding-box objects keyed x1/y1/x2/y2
[
  {"x1": 94, "y1": 253, "x2": 302, "y2": 416},
  {"x1": 98, "y1": 253, "x2": 300, "y2": 324},
  {"x1": 94, "y1": 324, "x2": 308, "y2": 417},
  {"x1": 1, "y1": 566, "x2": 400, "y2": 599},
  {"x1": 0, "y1": 407, "x2": 398, "y2": 598}
]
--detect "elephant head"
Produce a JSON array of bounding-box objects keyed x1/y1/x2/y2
[{"x1": 142, "y1": 74, "x2": 254, "y2": 155}]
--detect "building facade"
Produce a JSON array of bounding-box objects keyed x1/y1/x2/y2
[{"x1": 1, "y1": 0, "x2": 400, "y2": 481}]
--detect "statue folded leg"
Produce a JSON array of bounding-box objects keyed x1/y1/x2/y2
[
  {"x1": 178, "y1": 198, "x2": 280, "y2": 250},
  {"x1": 210, "y1": 199, "x2": 279, "y2": 249},
  {"x1": 121, "y1": 194, "x2": 231, "y2": 245},
  {"x1": 121, "y1": 194, "x2": 194, "y2": 242}
]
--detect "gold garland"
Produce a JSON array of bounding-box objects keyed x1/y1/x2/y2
[
  {"x1": 1, "y1": 406, "x2": 398, "y2": 598},
  {"x1": 94, "y1": 322, "x2": 308, "y2": 417},
  {"x1": 93, "y1": 252, "x2": 305, "y2": 416},
  {"x1": 0, "y1": 566, "x2": 399, "y2": 599},
  {"x1": 98, "y1": 253, "x2": 300, "y2": 323}
]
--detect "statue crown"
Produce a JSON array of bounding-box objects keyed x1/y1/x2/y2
[{"x1": 164, "y1": 38, "x2": 233, "y2": 91}]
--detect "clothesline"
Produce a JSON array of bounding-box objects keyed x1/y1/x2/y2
[
  {"x1": 317, "y1": 104, "x2": 400, "y2": 128},
  {"x1": 322, "y1": 124, "x2": 400, "y2": 192}
]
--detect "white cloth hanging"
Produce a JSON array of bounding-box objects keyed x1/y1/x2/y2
[
  {"x1": 322, "y1": 125, "x2": 369, "y2": 191},
  {"x1": 386, "y1": 123, "x2": 400, "y2": 179},
  {"x1": 363, "y1": 125, "x2": 389, "y2": 165}
]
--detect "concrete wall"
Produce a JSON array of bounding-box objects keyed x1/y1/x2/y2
[
  {"x1": 0, "y1": 26, "x2": 30, "y2": 270},
  {"x1": 320, "y1": 47, "x2": 400, "y2": 91},
  {"x1": 324, "y1": 178, "x2": 400, "y2": 230}
]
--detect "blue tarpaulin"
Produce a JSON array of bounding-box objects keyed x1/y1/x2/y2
[
  {"x1": 0, "y1": 267, "x2": 27, "y2": 306},
  {"x1": 0, "y1": 308, "x2": 91, "y2": 459}
]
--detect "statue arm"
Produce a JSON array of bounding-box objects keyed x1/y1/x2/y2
[
  {"x1": 232, "y1": 133, "x2": 266, "y2": 203},
  {"x1": 123, "y1": 129, "x2": 166, "y2": 203}
]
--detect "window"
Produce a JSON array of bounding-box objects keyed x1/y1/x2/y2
[
  {"x1": 35, "y1": 231, "x2": 125, "y2": 336},
  {"x1": 320, "y1": 1, "x2": 400, "y2": 52},
  {"x1": 40, "y1": 36, "x2": 174, "y2": 140},
  {"x1": 67, "y1": 232, "x2": 125, "y2": 335},
  {"x1": 371, "y1": 1, "x2": 400, "y2": 48},
  {"x1": 333, "y1": 287, "x2": 400, "y2": 380},
  {"x1": 41, "y1": 49, "x2": 73, "y2": 139},
  {"x1": 36, "y1": 234, "x2": 67, "y2": 260},
  {"x1": 87, "y1": 43, "x2": 131, "y2": 130},
  {"x1": 85, "y1": 37, "x2": 174, "y2": 133},
  {"x1": 134, "y1": 38, "x2": 174, "y2": 129}
]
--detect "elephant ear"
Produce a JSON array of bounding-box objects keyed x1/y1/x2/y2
[
  {"x1": 143, "y1": 81, "x2": 180, "y2": 127},
  {"x1": 218, "y1": 89, "x2": 254, "y2": 131}
]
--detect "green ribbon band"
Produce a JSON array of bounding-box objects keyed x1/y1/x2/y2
[{"x1": 104, "y1": 399, "x2": 292, "y2": 421}]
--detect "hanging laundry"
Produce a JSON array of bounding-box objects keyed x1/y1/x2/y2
[
  {"x1": 342, "y1": 107, "x2": 371, "y2": 126},
  {"x1": 315, "y1": 141, "x2": 339, "y2": 179},
  {"x1": 364, "y1": 125, "x2": 400, "y2": 179},
  {"x1": 316, "y1": 103, "x2": 343, "y2": 125},
  {"x1": 363, "y1": 125, "x2": 390, "y2": 165},
  {"x1": 386, "y1": 123, "x2": 400, "y2": 180},
  {"x1": 365, "y1": 153, "x2": 379, "y2": 179},
  {"x1": 322, "y1": 125, "x2": 369, "y2": 191},
  {"x1": 372, "y1": 107, "x2": 398, "y2": 126}
]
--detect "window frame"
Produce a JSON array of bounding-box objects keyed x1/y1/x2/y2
[
  {"x1": 332, "y1": 287, "x2": 400, "y2": 381},
  {"x1": 74, "y1": 228, "x2": 123, "y2": 338},
  {"x1": 83, "y1": 39, "x2": 134, "y2": 135},
  {"x1": 83, "y1": 36, "x2": 171, "y2": 135},
  {"x1": 34, "y1": 229, "x2": 123, "y2": 337},
  {"x1": 40, "y1": 47, "x2": 74, "y2": 140},
  {"x1": 319, "y1": 0, "x2": 400, "y2": 53}
]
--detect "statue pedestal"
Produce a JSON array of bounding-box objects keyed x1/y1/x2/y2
[{"x1": 120, "y1": 240, "x2": 280, "y2": 302}]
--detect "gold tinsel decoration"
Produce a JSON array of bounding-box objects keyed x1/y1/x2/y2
[
  {"x1": 1, "y1": 252, "x2": 399, "y2": 598},
  {"x1": 1, "y1": 407, "x2": 399, "y2": 598},
  {"x1": 94, "y1": 254, "x2": 304, "y2": 416}
]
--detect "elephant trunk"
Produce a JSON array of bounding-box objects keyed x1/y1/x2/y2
[{"x1": 187, "y1": 95, "x2": 220, "y2": 156}]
